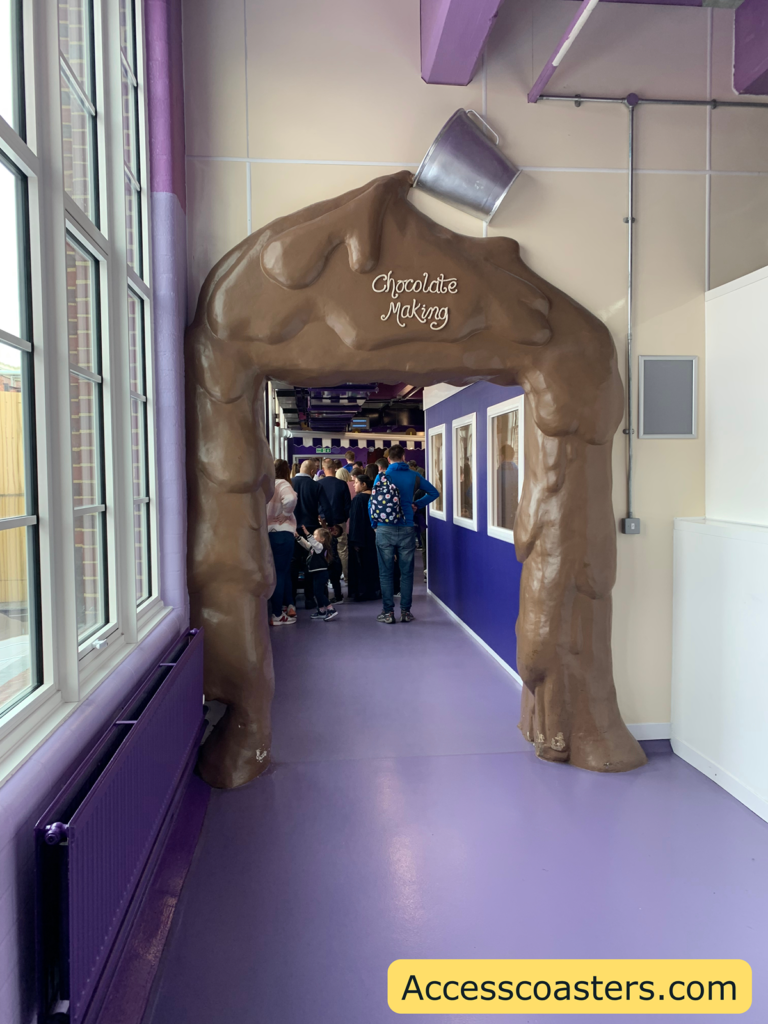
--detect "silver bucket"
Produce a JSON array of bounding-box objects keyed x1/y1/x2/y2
[{"x1": 413, "y1": 109, "x2": 520, "y2": 224}]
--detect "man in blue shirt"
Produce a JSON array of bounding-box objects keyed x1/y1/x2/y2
[{"x1": 373, "y1": 444, "x2": 439, "y2": 624}]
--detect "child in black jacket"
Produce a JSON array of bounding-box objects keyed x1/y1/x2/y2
[{"x1": 296, "y1": 527, "x2": 338, "y2": 621}]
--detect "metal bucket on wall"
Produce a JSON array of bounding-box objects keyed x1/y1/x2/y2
[{"x1": 413, "y1": 109, "x2": 520, "y2": 224}]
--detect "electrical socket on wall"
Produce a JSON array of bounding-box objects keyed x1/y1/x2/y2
[{"x1": 620, "y1": 518, "x2": 641, "y2": 535}]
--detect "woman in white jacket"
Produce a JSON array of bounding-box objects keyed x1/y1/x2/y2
[{"x1": 266, "y1": 460, "x2": 298, "y2": 625}]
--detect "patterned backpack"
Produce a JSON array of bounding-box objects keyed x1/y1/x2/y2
[{"x1": 369, "y1": 474, "x2": 405, "y2": 524}]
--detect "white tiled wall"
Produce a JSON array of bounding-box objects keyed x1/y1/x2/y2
[{"x1": 181, "y1": 0, "x2": 768, "y2": 727}]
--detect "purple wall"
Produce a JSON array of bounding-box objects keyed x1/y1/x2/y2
[{"x1": 426, "y1": 382, "x2": 523, "y2": 673}]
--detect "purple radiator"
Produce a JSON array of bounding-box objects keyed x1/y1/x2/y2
[{"x1": 35, "y1": 628, "x2": 205, "y2": 1024}]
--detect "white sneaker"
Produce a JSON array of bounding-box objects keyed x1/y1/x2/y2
[{"x1": 271, "y1": 613, "x2": 291, "y2": 626}]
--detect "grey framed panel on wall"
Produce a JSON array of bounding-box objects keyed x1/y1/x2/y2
[{"x1": 638, "y1": 356, "x2": 698, "y2": 439}]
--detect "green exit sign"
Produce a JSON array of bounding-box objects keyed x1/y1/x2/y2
[{"x1": 317, "y1": 447, "x2": 332, "y2": 454}]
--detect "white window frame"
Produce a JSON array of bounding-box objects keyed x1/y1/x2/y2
[
  {"x1": 451, "y1": 412, "x2": 477, "y2": 532},
  {"x1": 0, "y1": 0, "x2": 165, "y2": 785},
  {"x1": 427, "y1": 423, "x2": 446, "y2": 521},
  {"x1": 486, "y1": 395, "x2": 525, "y2": 545}
]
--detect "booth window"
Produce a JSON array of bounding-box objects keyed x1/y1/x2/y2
[
  {"x1": 0, "y1": 2, "x2": 159, "y2": 774},
  {"x1": 452, "y1": 413, "x2": 477, "y2": 531},
  {"x1": 487, "y1": 396, "x2": 524, "y2": 544},
  {"x1": 427, "y1": 423, "x2": 446, "y2": 521}
]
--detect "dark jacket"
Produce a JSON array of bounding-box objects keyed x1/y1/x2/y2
[
  {"x1": 316, "y1": 475, "x2": 351, "y2": 526},
  {"x1": 292, "y1": 473, "x2": 320, "y2": 532},
  {"x1": 349, "y1": 492, "x2": 376, "y2": 548}
]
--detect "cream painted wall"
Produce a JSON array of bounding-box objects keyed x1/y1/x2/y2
[{"x1": 181, "y1": 0, "x2": 768, "y2": 726}]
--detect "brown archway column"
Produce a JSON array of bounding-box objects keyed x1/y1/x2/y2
[{"x1": 186, "y1": 172, "x2": 645, "y2": 789}]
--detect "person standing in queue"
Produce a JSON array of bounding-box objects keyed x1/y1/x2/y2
[
  {"x1": 370, "y1": 444, "x2": 438, "y2": 624},
  {"x1": 348, "y1": 474, "x2": 380, "y2": 601},
  {"x1": 335, "y1": 467, "x2": 356, "y2": 584},
  {"x1": 266, "y1": 459, "x2": 298, "y2": 625},
  {"x1": 316, "y1": 458, "x2": 351, "y2": 601},
  {"x1": 291, "y1": 459, "x2": 320, "y2": 609}
]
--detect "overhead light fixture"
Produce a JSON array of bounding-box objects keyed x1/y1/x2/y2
[{"x1": 412, "y1": 108, "x2": 520, "y2": 223}]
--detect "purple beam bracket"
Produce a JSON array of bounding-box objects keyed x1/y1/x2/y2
[
  {"x1": 421, "y1": 0, "x2": 504, "y2": 86},
  {"x1": 735, "y1": 0, "x2": 768, "y2": 95},
  {"x1": 528, "y1": 0, "x2": 601, "y2": 104}
]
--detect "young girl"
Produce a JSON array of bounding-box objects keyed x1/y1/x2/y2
[{"x1": 296, "y1": 527, "x2": 338, "y2": 621}]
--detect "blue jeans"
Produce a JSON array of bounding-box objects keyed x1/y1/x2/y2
[
  {"x1": 269, "y1": 531, "x2": 295, "y2": 617},
  {"x1": 375, "y1": 524, "x2": 416, "y2": 613}
]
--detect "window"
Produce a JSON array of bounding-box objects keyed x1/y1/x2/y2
[
  {"x1": 452, "y1": 413, "x2": 477, "y2": 531},
  {"x1": 58, "y1": 0, "x2": 99, "y2": 223},
  {"x1": 66, "y1": 235, "x2": 107, "y2": 641},
  {"x1": 0, "y1": 153, "x2": 40, "y2": 719},
  {"x1": 120, "y1": 0, "x2": 143, "y2": 277},
  {"x1": 129, "y1": 290, "x2": 150, "y2": 604},
  {"x1": 427, "y1": 424, "x2": 445, "y2": 521},
  {"x1": 487, "y1": 396, "x2": 524, "y2": 544},
  {"x1": 0, "y1": 0, "x2": 25, "y2": 136},
  {"x1": 0, "y1": 2, "x2": 159, "y2": 771}
]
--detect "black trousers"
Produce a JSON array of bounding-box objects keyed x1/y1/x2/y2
[
  {"x1": 291, "y1": 539, "x2": 315, "y2": 608},
  {"x1": 349, "y1": 542, "x2": 380, "y2": 601},
  {"x1": 328, "y1": 556, "x2": 343, "y2": 602}
]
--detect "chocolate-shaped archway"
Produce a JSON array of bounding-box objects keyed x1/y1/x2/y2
[{"x1": 187, "y1": 171, "x2": 646, "y2": 789}]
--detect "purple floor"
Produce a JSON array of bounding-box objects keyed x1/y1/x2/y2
[{"x1": 143, "y1": 584, "x2": 768, "y2": 1023}]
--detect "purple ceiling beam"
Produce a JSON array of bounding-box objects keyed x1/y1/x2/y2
[
  {"x1": 735, "y1": 0, "x2": 768, "y2": 94},
  {"x1": 528, "y1": 0, "x2": 602, "y2": 103},
  {"x1": 420, "y1": 0, "x2": 504, "y2": 86}
]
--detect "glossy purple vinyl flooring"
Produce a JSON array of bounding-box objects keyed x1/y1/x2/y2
[{"x1": 143, "y1": 584, "x2": 768, "y2": 1023}]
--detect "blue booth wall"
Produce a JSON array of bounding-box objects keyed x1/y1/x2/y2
[{"x1": 426, "y1": 381, "x2": 524, "y2": 674}]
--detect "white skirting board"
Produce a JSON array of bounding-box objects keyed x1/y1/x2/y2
[
  {"x1": 426, "y1": 589, "x2": 670, "y2": 742},
  {"x1": 672, "y1": 737, "x2": 768, "y2": 825}
]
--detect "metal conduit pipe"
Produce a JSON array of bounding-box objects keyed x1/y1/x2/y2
[{"x1": 537, "y1": 91, "x2": 768, "y2": 532}]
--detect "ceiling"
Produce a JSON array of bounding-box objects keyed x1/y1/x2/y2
[{"x1": 272, "y1": 382, "x2": 424, "y2": 434}]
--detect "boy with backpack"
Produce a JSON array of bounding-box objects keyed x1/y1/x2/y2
[{"x1": 368, "y1": 444, "x2": 439, "y2": 624}]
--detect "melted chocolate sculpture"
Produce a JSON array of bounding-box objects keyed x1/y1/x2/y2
[{"x1": 187, "y1": 171, "x2": 646, "y2": 788}]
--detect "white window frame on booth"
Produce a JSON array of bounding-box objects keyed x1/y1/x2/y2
[
  {"x1": 451, "y1": 412, "x2": 477, "y2": 532},
  {"x1": 486, "y1": 395, "x2": 525, "y2": 545},
  {"x1": 427, "y1": 423, "x2": 446, "y2": 521}
]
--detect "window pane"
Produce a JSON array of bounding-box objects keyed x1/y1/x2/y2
[
  {"x1": 61, "y1": 72, "x2": 96, "y2": 220},
  {"x1": 491, "y1": 410, "x2": 520, "y2": 532},
  {"x1": 70, "y1": 373, "x2": 100, "y2": 508},
  {"x1": 0, "y1": 0, "x2": 23, "y2": 135},
  {"x1": 0, "y1": 525, "x2": 34, "y2": 716},
  {"x1": 65, "y1": 238, "x2": 99, "y2": 373},
  {"x1": 429, "y1": 432, "x2": 443, "y2": 513},
  {"x1": 125, "y1": 174, "x2": 141, "y2": 275},
  {"x1": 58, "y1": 0, "x2": 93, "y2": 98},
  {"x1": 0, "y1": 158, "x2": 22, "y2": 340},
  {"x1": 456, "y1": 423, "x2": 473, "y2": 520},
  {"x1": 133, "y1": 502, "x2": 149, "y2": 604},
  {"x1": 127, "y1": 290, "x2": 144, "y2": 395},
  {"x1": 121, "y1": 68, "x2": 137, "y2": 176},
  {"x1": 74, "y1": 511, "x2": 106, "y2": 641},
  {"x1": 131, "y1": 397, "x2": 146, "y2": 499},
  {"x1": 0, "y1": 342, "x2": 26, "y2": 519},
  {"x1": 119, "y1": 0, "x2": 135, "y2": 70}
]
